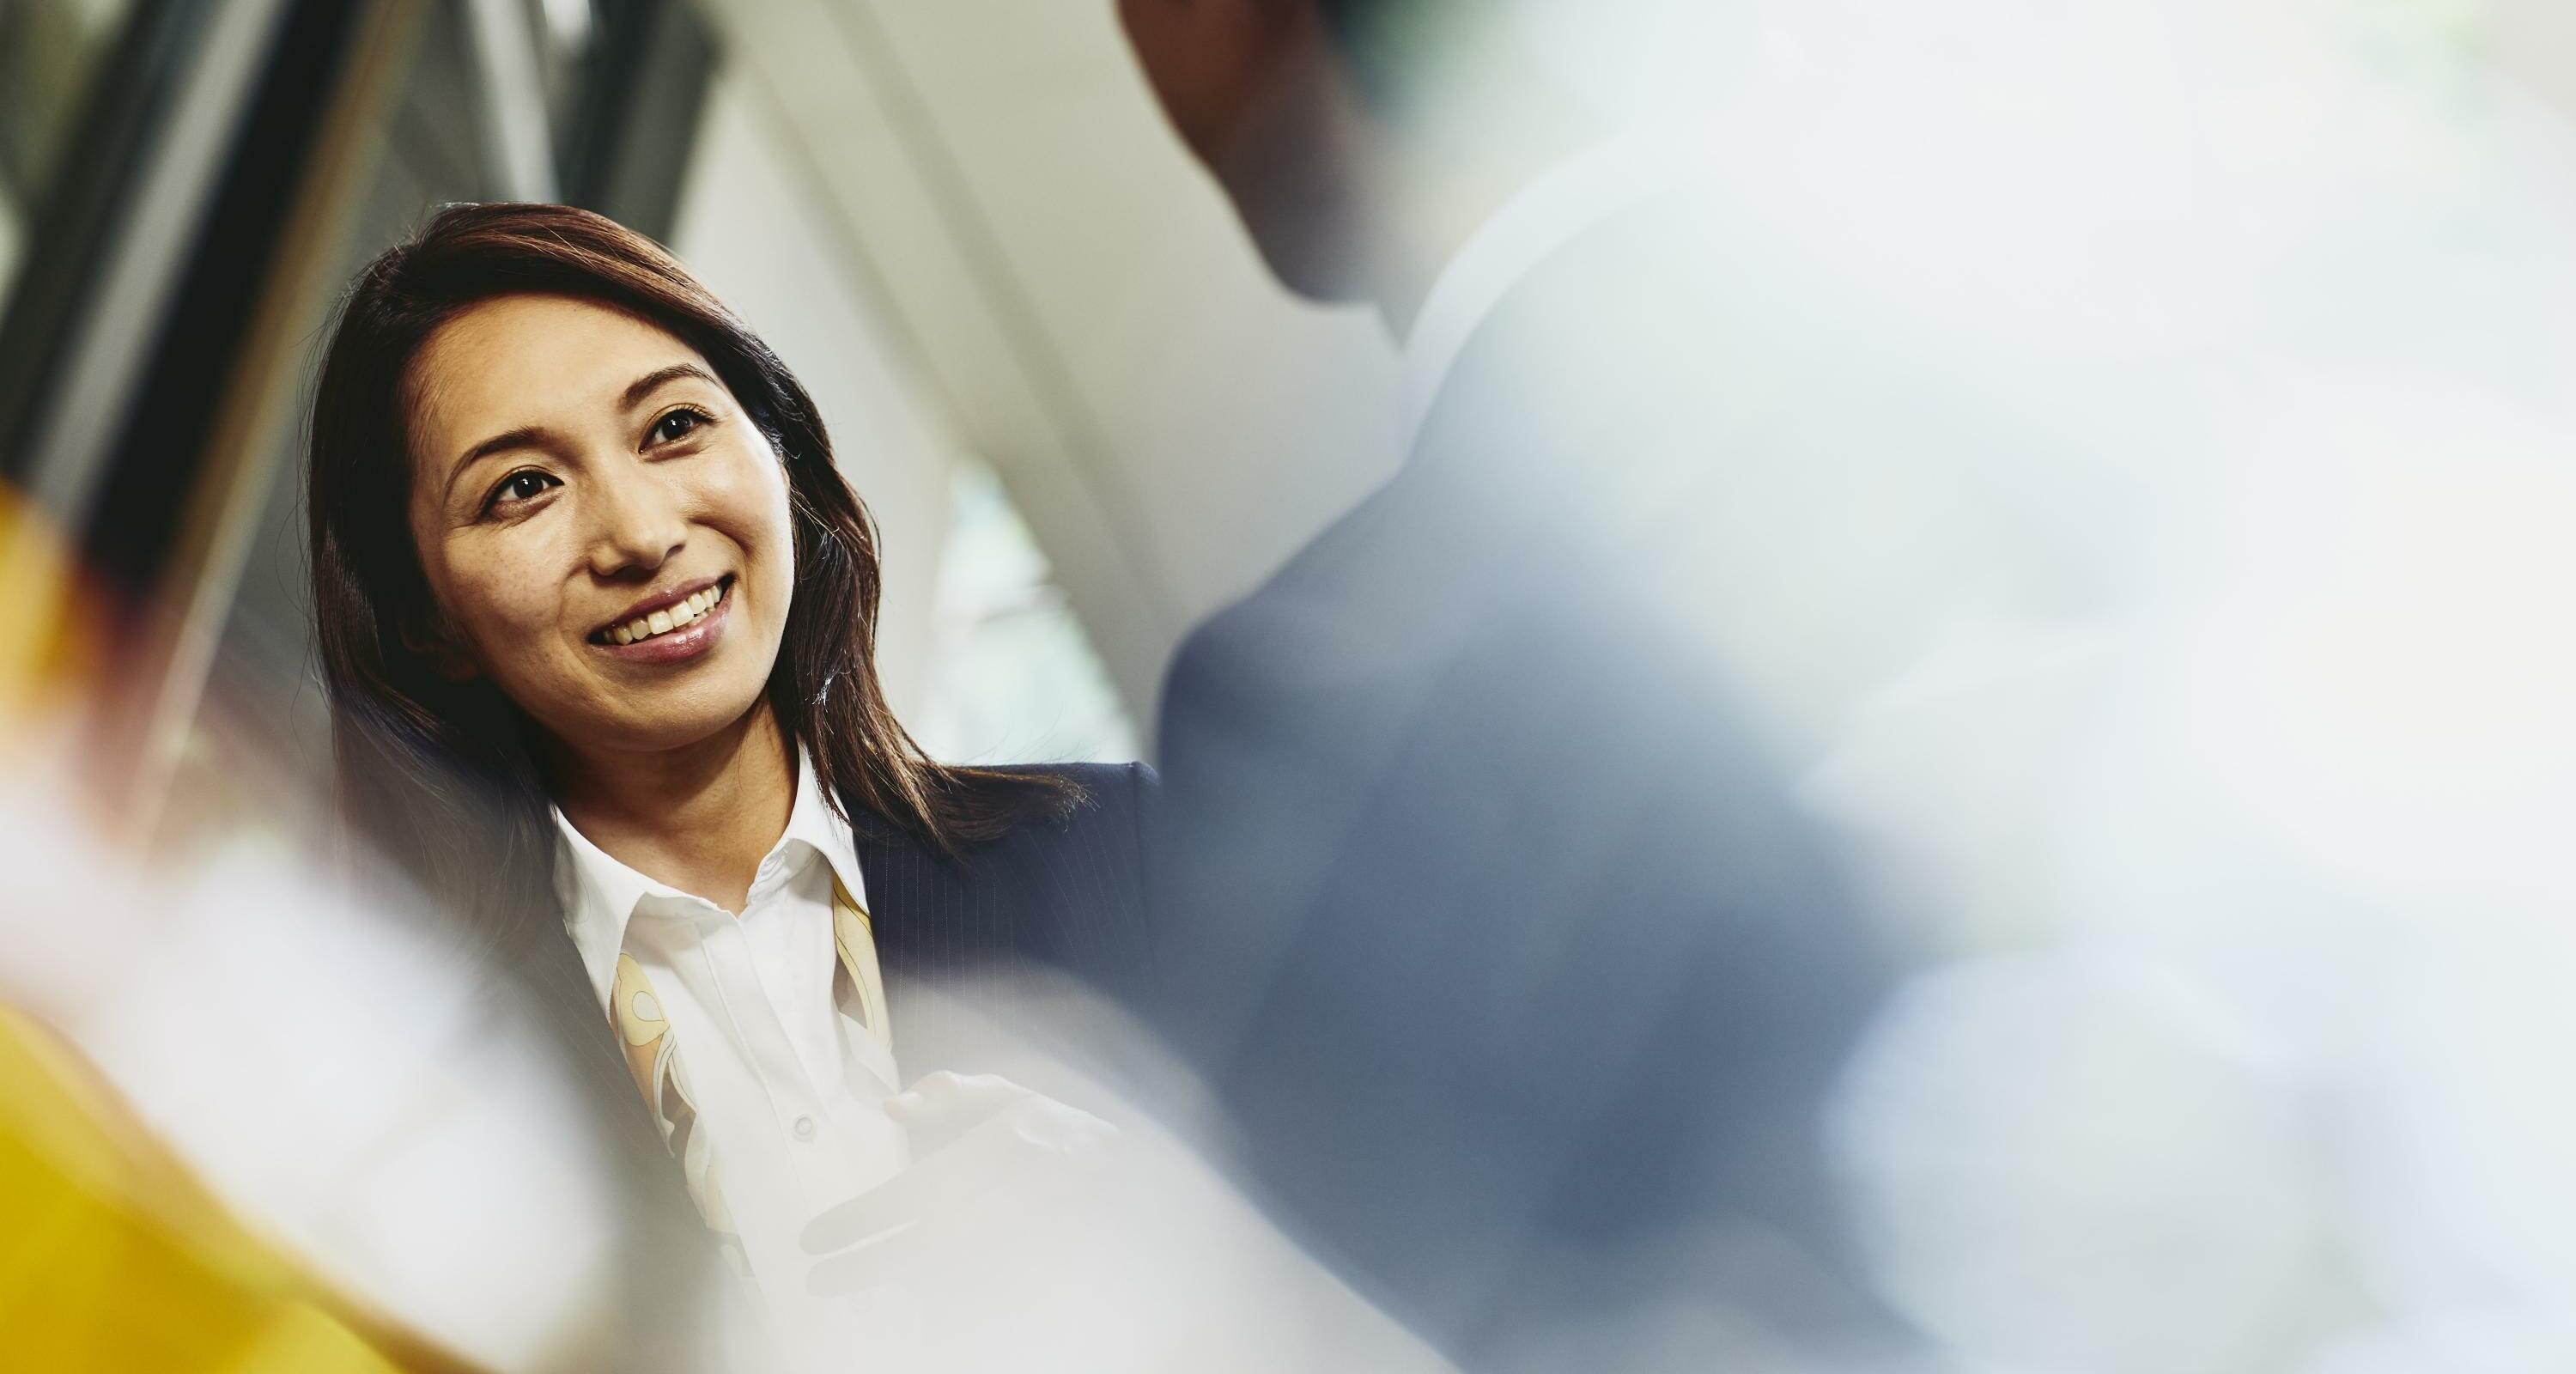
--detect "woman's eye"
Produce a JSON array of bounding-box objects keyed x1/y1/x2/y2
[
  {"x1": 484, "y1": 470, "x2": 558, "y2": 513},
  {"x1": 649, "y1": 408, "x2": 709, "y2": 445}
]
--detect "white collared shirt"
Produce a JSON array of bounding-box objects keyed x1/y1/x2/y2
[
  {"x1": 1399, "y1": 122, "x2": 1718, "y2": 453},
  {"x1": 552, "y1": 751, "x2": 911, "y2": 1353}
]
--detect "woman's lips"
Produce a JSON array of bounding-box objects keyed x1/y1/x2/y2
[
  {"x1": 594, "y1": 582, "x2": 733, "y2": 666},
  {"x1": 593, "y1": 574, "x2": 730, "y2": 644}
]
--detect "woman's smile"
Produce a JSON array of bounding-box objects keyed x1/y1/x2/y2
[{"x1": 591, "y1": 573, "x2": 737, "y2": 665}]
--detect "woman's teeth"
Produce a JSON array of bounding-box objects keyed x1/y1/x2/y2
[{"x1": 607, "y1": 583, "x2": 726, "y2": 646}]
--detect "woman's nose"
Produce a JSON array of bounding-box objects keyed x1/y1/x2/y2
[{"x1": 582, "y1": 468, "x2": 687, "y2": 577}]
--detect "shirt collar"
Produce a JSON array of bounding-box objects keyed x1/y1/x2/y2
[
  {"x1": 551, "y1": 748, "x2": 868, "y2": 1010},
  {"x1": 1399, "y1": 121, "x2": 1717, "y2": 453},
  {"x1": 773, "y1": 748, "x2": 868, "y2": 916}
]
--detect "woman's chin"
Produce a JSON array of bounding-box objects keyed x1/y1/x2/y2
[{"x1": 554, "y1": 683, "x2": 775, "y2": 761}]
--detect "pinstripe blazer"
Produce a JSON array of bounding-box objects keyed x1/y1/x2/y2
[{"x1": 857, "y1": 762, "x2": 1160, "y2": 1068}]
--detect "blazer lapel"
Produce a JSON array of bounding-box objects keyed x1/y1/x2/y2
[{"x1": 849, "y1": 822, "x2": 931, "y2": 980}]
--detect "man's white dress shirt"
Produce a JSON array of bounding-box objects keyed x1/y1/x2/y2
[
  {"x1": 553, "y1": 751, "x2": 911, "y2": 1358},
  {"x1": 1400, "y1": 122, "x2": 1714, "y2": 453}
]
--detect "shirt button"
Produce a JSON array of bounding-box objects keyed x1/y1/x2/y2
[{"x1": 793, "y1": 1116, "x2": 817, "y2": 1140}]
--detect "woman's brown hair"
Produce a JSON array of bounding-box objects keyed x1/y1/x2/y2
[{"x1": 307, "y1": 202, "x2": 1074, "y2": 960}]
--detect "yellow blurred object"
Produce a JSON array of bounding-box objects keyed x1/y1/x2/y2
[
  {"x1": 0, "y1": 1004, "x2": 484, "y2": 1373},
  {"x1": 0, "y1": 483, "x2": 96, "y2": 727}
]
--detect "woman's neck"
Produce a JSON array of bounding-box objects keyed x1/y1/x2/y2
[{"x1": 549, "y1": 702, "x2": 797, "y2": 916}]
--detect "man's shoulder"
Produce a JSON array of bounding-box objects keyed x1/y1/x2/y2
[
  {"x1": 1161, "y1": 198, "x2": 1746, "y2": 751},
  {"x1": 1424, "y1": 189, "x2": 1744, "y2": 442}
]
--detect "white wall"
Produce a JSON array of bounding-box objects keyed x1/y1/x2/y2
[{"x1": 2498, "y1": 0, "x2": 2576, "y2": 122}]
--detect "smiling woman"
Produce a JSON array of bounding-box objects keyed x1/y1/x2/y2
[{"x1": 303, "y1": 203, "x2": 1157, "y2": 1363}]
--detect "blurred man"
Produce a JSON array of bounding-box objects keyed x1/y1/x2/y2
[
  {"x1": 1114, "y1": 2, "x2": 1915, "y2": 1367},
  {"x1": 1117, "y1": 2, "x2": 2576, "y2": 1371}
]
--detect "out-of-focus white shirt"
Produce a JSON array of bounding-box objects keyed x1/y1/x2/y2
[
  {"x1": 552, "y1": 751, "x2": 912, "y2": 1359},
  {"x1": 1400, "y1": 122, "x2": 1711, "y2": 453}
]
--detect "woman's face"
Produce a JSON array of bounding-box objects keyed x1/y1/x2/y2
[{"x1": 404, "y1": 293, "x2": 795, "y2": 761}]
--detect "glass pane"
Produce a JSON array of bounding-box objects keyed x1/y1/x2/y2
[{"x1": 915, "y1": 459, "x2": 1144, "y2": 766}]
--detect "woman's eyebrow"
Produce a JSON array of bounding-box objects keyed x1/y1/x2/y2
[
  {"x1": 622, "y1": 362, "x2": 717, "y2": 410},
  {"x1": 447, "y1": 424, "x2": 548, "y2": 500}
]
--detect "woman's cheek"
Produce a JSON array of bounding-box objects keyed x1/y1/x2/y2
[
  {"x1": 708, "y1": 444, "x2": 788, "y2": 529},
  {"x1": 756, "y1": 459, "x2": 798, "y2": 575},
  {"x1": 446, "y1": 539, "x2": 565, "y2": 665},
  {"x1": 701, "y1": 447, "x2": 796, "y2": 582}
]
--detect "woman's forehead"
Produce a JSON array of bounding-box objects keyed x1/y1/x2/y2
[{"x1": 407, "y1": 294, "x2": 710, "y2": 445}]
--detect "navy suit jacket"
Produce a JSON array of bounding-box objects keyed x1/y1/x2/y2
[{"x1": 1145, "y1": 189, "x2": 1917, "y2": 1366}]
